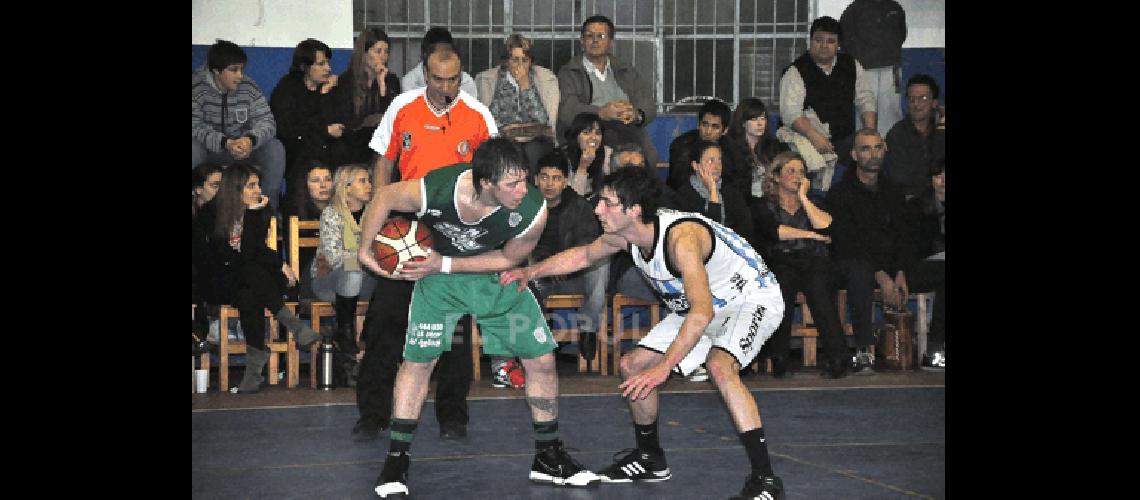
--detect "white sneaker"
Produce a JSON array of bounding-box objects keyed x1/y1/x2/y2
[{"x1": 688, "y1": 365, "x2": 709, "y2": 382}]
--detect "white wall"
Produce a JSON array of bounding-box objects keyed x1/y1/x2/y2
[
  {"x1": 817, "y1": 0, "x2": 944, "y2": 48},
  {"x1": 191, "y1": 0, "x2": 354, "y2": 48}
]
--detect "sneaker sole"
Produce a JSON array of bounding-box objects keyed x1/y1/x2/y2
[
  {"x1": 374, "y1": 482, "x2": 408, "y2": 497},
  {"x1": 599, "y1": 471, "x2": 672, "y2": 483},
  {"x1": 529, "y1": 471, "x2": 600, "y2": 487}
]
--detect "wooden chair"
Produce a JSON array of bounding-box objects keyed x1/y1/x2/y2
[
  {"x1": 470, "y1": 293, "x2": 610, "y2": 380},
  {"x1": 609, "y1": 293, "x2": 662, "y2": 376},
  {"x1": 216, "y1": 217, "x2": 301, "y2": 390},
  {"x1": 308, "y1": 300, "x2": 369, "y2": 388}
]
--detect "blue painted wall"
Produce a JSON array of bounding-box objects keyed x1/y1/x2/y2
[{"x1": 192, "y1": 45, "x2": 353, "y2": 98}]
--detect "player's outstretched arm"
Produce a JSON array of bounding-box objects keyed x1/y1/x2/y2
[
  {"x1": 398, "y1": 204, "x2": 551, "y2": 280},
  {"x1": 621, "y1": 222, "x2": 714, "y2": 400},
  {"x1": 499, "y1": 233, "x2": 627, "y2": 291},
  {"x1": 357, "y1": 179, "x2": 423, "y2": 278}
]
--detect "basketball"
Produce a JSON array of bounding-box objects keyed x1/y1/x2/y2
[{"x1": 372, "y1": 216, "x2": 434, "y2": 274}]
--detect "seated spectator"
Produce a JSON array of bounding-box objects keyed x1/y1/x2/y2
[
  {"x1": 193, "y1": 162, "x2": 225, "y2": 219},
  {"x1": 778, "y1": 16, "x2": 876, "y2": 192},
  {"x1": 529, "y1": 150, "x2": 607, "y2": 368},
  {"x1": 475, "y1": 33, "x2": 560, "y2": 176},
  {"x1": 750, "y1": 151, "x2": 848, "y2": 378},
  {"x1": 282, "y1": 160, "x2": 333, "y2": 301},
  {"x1": 824, "y1": 128, "x2": 914, "y2": 375},
  {"x1": 673, "y1": 140, "x2": 754, "y2": 244},
  {"x1": 884, "y1": 73, "x2": 945, "y2": 199},
  {"x1": 728, "y1": 97, "x2": 790, "y2": 199},
  {"x1": 400, "y1": 27, "x2": 478, "y2": 97},
  {"x1": 327, "y1": 28, "x2": 402, "y2": 165},
  {"x1": 562, "y1": 112, "x2": 613, "y2": 198},
  {"x1": 311, "y1": 164, "x2": 377, "y2": 370},
  {"x1": 192, "y1": 163, "x2": 321, "y2": 393},
  {"x1": 270, "y1": 38, "x2": 345, "y2": 203},
  {"x1": 193, "y1": 161, "x2": 226, "y2": 341},
  {"x1": 193, "y1": 40, "x2": 286, "y2": 212},
  {"x1": 903, "y1": 159, "x2": 946, "y2": 368},
  {"x1": 668, "y1": 99, "x2": 750, "y2": 200},
  {"x1": 558, "y1": 15, "x2": 660, "y2": 168}
]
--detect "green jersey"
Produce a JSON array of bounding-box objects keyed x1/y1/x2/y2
[{"x1": 416, "y1": 163, "x2": 545, "y2": 257}]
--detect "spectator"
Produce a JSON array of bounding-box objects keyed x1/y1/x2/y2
[
  {"x1": 824, "y1": 128, "x2": 914, "y2": 375},
  {"x1": 353, "y1": 41, "x2": 498, "y2": 441},
  {"x1": 475, "y1": 33, "x2": 560, "y2": 176},
  {"x1": 778, "y1": 16, "x2": 876, "y2": 192},
  {"x1": 530, "y1": 150, "x2": 607, "y2": 370},
  {"x1": 311, "y1": 164, "x2": 377, "y2": 384},
  {"x1": 668, "y1": 99, "x2": 749, "y2": 200},
  {"x1": 728, "y1": 98, "x2": 790, "y2": 199},
  {"x1": 192, "y1": 40, "x2": 286, "y2": 212},
  {"x1": 192, "y1": 163, "x2": 321, "y2": 393},
  {"x1": 270, "y1": 38, "x2": 345, "y2": 205},
  {"x1": 884, "y1": 73, "x2": 945, "y2": 199},
  {"x1": 674, "y1": 140, "x2": 754, "y2": 244},
  {"x1": 282, "y1": 161, "x2": 334, "y2": 302},
  {"x1": 750, "y1": 151, "x2": 848, "y2": 378},
  {"x1": 193, "y1": 162, "x2": 225, "y2": 219},
  {"x1": 561, "y1": 112, "x2": 613, "y2": 198},
  {"x1": 327, "y1": 28, "x2": 402, "y2": 165},
  {"x1": 840, "y1": 0, "x2": 907, "y2": 138},
  {"x1": 557, "y1": 15, "x2": 660, "y2": 168},
  {"x1": 400, "y1": 27, "x2": 478, "y2": 98},
  {"x1": 903, "y1": 159, "x2": 946, "y2": 369},
  {"x1": 193, "y1": 162, "x2": 226, "y2": 341}
]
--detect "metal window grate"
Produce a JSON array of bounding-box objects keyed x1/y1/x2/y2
[{"x1": 354, "y1": 0, "x2": 811, "y2": 112}]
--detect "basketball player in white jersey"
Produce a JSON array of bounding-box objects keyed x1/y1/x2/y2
[{"x1": 500, "y1": 165, "x2": 787, "y2": 500}]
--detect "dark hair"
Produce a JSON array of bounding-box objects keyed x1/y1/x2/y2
[
  {"x1": 602, "y1": 165, "x2": 662, "y2": 224},
  {"x1": 422, "y1": 41, "x2": 459, "y2": 69},
  {"x1": 564, "y1": 112, "x2": 607, "y2": 193},
  {"x1": 471, "y1": 137, "x2": 527, "y2": 195},
  {"x1": 193, "y1": 161, "x2": 226, "y2": 189},
  {"x1": 421, "y1": 27, "x2": 456, "y2": 64},
  {"x1": 929, "y1": 158, "x2": 946, "y2": 176},
  {"x1": 691, "y1": 141, "x2": 722, "y2": 168},
  {"x1": 349, "y1": 28, "x2": 396, "y2": 118},
  {"x1": 289, "y1": 38, "x2": 332, "y2": 76},
  {"x1": 214, "y1": 163, "x2": 261, "y2": 240},
  {"x1": 206, "y1": 40, "x2": 247, "y2": 72},
  {"x1": 536, "y1": 150, "x2": 570, "y2": 178},
  {"x1": 699, "y1": 99, "x2": 731, "y2": 129},
  {"x1": 906, "y1": 73, "x2": 941, "y2": 100},
  {"x1": 285, "y1": 160, "x2": 333, "y2": 219},
  {"x1": 810, "y1": 16, "x2": 842, "y2": 38},
  {"x1": 581, "y1": 15, "x2": 615, "y2": 38},
  {"x1": 729, "y1": 97, "x2": 783, "y2": 167}
]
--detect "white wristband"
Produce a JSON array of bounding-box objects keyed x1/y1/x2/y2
[{"x1": 440, "y1": 256, "x2": 452, "y2": 274}]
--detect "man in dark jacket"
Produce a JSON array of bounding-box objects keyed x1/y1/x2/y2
[
  {"x1": 825, "y1": 128, "x2": 915, "y2": 374},
  {"x1": 530, "y1": 150, "x2": 607, "y2": 365},
  {"x1": 557, "y1": 15, "x2": 660, "y2": 168}
]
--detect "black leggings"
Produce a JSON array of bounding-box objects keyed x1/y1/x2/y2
[
  {"x1": 234, "y1": 264, "x2": 286, "y2": 350},
  {"x1": 765, "y1": 254, "x2": 847, "y2": 361}
]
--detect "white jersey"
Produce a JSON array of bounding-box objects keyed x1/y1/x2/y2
[{"x1": 630, "y1": 209, "x2": 782, "y2": 315}]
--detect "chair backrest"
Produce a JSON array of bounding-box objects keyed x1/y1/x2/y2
[{"x1": 287, "y1": 215, "x2": 322, "y2": 279}]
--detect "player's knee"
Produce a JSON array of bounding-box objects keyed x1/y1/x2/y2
[{"x1": 705, "y1": 354, "x2": 741, "y2": 386}]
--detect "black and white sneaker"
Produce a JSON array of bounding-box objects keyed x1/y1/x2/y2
[
  {"x1": 597, "y1": 448, "x2": 672, "y2": 483},
  {"x1": 529, "y1": 440, "x2": 599, "y2": 486},
  {"x1": 850, "y1": 347, "x2": 876, "y2": 376},
  {"x1": 373, "y1": 452, "x2": 409, "y2": 498},
  {"x1": 730, "y1": 473, "x2": 784, "y2": 500}
]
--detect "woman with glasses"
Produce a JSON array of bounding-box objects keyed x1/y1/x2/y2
[{"x1": 475, "y1": 33, "x2": 560, "y2": 177}]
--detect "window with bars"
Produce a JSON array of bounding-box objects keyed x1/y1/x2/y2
[{"x1": 353, "y1": 0, "x2": 811, "y2": 112}]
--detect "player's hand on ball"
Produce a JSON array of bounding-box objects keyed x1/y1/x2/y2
[
  {"x1": 358, "y1": 246, "x2": 394, "y2": 279},
  {"x1": 392, "y1": 249, "x2": 439, "y2": 281}
]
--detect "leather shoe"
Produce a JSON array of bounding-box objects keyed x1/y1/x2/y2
[
  {"x1": 439, "y1": 422, "x2": 467, "y2": 439},
  {"x1": 579, "y1": 331, "x2": 597, "y2": 361}
]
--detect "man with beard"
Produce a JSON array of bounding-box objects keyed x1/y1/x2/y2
[{"x1": 824, "y1": 128, "x2": 914, "y2": 375}]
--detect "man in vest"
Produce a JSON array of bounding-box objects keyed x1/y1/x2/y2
[{"x1": 779, "y1": 16, "x2": 877, "y2": 190}]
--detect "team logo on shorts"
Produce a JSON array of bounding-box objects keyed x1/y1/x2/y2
[
  {"x1": 508, "y1": 212, "x2": 521, "y2": 227},
  {"x1": 533, "y1": 326, "x2": 547, "y2": 343},
  {"x1": 457, "y1": 139, "x2": 470, "y2": 156},
  {"x1": 402, "y1": 131, "x2": 413, "y2": 150}
]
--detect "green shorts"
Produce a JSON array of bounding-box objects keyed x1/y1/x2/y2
[{"x1": 405, "y1": 272, "x2": 556, "y2": 362}]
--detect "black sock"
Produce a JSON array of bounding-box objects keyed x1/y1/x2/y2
[
  {"x1": 389, "y1": 418, "x2": 418, "y2": 454},
  {"x1": 534, "y1": 420, "x2": 559, "y2": 450},
  {"x1": 740, "y1": 428, "x2": 773, "y2": 476},
  {"x1": 635, "y1": 421, "x2": 663, "y2": 455}
]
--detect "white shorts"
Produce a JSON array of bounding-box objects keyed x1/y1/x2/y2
[{"x1": 637, "y1": 298, "x2": 784, "y2": 377}]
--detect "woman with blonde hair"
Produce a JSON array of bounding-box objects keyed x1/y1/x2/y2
[
  {"x1": 750, "y1": 151, "x2": 848, "y2": 379},
  {"x1": 311, "y1": 163, "x2": 375, "y2": 357}
]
